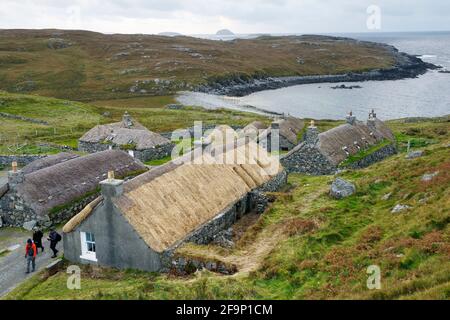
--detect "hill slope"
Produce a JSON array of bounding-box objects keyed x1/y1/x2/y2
[
  {"x1": 4, "y1": 116, "x2": 449, "y2": 300},
  {"x1": 0, "y1": 91, "x2": 271, "y2": 155},
  {"x1": 0, "y1": 30, "x2": 401, "y2": 100}
]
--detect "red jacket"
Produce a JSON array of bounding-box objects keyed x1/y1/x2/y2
[{"x1": 25, "y1": 243, "x2": 37, "y2": 258}]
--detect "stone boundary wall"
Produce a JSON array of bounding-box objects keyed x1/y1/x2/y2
[
  {"x1": 343, "y1": 144, "x2": 397, "y2": 170},
  {"x1": 0, "y1": 112, "x2": 49, "y2": 125},
  {"x1": 78, "y1": 141, "x2": 174, "y2": 163},
  {"x1": 0, "y1": 155, "x2": 46, "y2": 167}
]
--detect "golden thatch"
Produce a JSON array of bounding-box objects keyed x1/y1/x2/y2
[{"x1": 109, "y1": 140, "x2": 282, "y2": 253}]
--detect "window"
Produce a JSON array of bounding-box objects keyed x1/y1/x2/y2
[{"x1": 80, "y1": 232, "x2": 97, "y2": 261}]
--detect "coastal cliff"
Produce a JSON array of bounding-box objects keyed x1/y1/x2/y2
[{"x1": 196, "y1": 39, "x2": 439, "y2": 96}]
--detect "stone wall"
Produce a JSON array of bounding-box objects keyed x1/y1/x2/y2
[
  {"x1": 78, "y1": 141, "x2": 174, "y2": 163},
  {"x1": 78, "y1": 141, "x2": 110, "y2": 154},
  {"x1": 0, "y1": 186, "x2": 100, "y2": 228},
  {"x1": 0, "y1": 155, "x2": 46, "y2": 167},
  {"x1": 134, "y1": 143, "x2": 175, "y2": 162},
  {"x1": 281, "y1": 143, "x2": 337, "y2": 175},
  {"x1": 343, "y1": 144, "x2": 397, "y2": 170}
]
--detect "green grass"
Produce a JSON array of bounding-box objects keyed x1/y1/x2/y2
[
  {"x1": 339, "y1": 139, "x2": 392, "y2": 167},
  {"x1": 144, "y1": 155, "x2": 173, "y2": 166},
  {"x1": 0, "y1": 91, "x2": 270, "y2": 155},
  {"x1": 5, "y1": 117, "x2": 449, "y2": 300}
]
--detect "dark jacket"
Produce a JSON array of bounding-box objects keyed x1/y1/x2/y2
[{"x1": 33, "y1": 230, "x2": 43, "y2": 244}]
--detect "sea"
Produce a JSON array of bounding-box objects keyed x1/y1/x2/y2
[{"x1": 177, "y1": 31, "x2": 450, "y2": 120}]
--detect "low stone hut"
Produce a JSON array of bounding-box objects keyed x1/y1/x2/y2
[
  {"x1": 79, "y1": 112, "x2": 174, "y2": 162},
  {"x1": 281, "y1": 111, "x2": 397, "y2": 175},
  {"x1": 259, "y1": 117, "x2": 304, "y2": 152},
  {"x1": 63, "y1": 139, "x2": 287, "y2": 272},
  {"x1": 0, "y1": 150, "x2": 146, "y2": 228}
]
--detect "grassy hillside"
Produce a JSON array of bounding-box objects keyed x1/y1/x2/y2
[
  {"x1": 0, "y1": 30, "x2": 395, "y2": 100},
  {"x1": 0, "y1": 91, "x2": 272, "y2": 155},
  {"x1": 4, "y1": 116, "x2": 449, "y2": 300}
]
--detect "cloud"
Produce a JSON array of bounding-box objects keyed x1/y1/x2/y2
[{"x1": 0, "y1": 0, "x2": 448, "y2": 34}]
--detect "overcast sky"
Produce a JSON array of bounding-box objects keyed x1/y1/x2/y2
[{"x1": 0, "y1": 0, "x2": 449, "y2": 35}]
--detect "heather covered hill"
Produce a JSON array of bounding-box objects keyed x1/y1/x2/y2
[{"x1": 0, "y1": 29, "x2": 399, "y2": 100}]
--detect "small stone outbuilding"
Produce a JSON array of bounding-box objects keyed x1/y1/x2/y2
[{"x1": 79, "y1": 112, "x2": 174, "y2": 162}]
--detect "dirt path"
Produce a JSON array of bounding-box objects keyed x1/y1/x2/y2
[{"x1": 180, "y1": 181, "x2": 329, "y2": 276}]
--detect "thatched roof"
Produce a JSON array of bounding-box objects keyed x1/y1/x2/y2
[
  {"x1": 260, "y1": 117, "x2": 304, "y2": 145},
  {"x1": 79, "y1": 114, "x2": 170, "y2": 150},
  {"x1": 22, "y1": 152, "x2": 79, "y2": 174},
  {"x1": 204, "y1": 125, "x2": 237, "y2": 145},
  {"x1": 317, "y1": 119, "x2": 394, "y2": 165},
  {"x1": 65, "y1": 139, "x2": 283, "y2": 253},
  {"x1": 243, "y1": 121, "x2": 267, "y2": 133},
  {"x1": 15, "y1": 150, "x2": 146, "y2": 217}
]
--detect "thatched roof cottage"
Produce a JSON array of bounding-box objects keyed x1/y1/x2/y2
[
  {"x1": 79, "y1": 112, "x2": 174, "y2": 162},
  {"x1": 0, "y1": 150, "x2": 146, "y2": 228},
  {"x1": 63, "y1": 139, "x2": 287, "y2": 272},
  {"x1": 259, "y1": 117, "x2": 304, "y2": 152},
  {"x1": 281, "y1": 111, "x2": 397, "y2": 175}
]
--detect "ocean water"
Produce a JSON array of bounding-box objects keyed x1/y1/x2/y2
[{"x1": 178, "y1": 32, "x2": 450, "y2": 120}]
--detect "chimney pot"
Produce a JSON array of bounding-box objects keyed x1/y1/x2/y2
[
  {"x1": 12, "y1": 161, "x2": 18, "y2": 173},
  {"x1": 346, "y1": 111, "x2": 356, "y2": 125},
  {"x1": 108, "y1": 170, "x2": 115, "y2": 181}
]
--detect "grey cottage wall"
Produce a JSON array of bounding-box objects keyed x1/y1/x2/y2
[{"x1": 63, "y1": 199, "x2": 162, "y2": 272}]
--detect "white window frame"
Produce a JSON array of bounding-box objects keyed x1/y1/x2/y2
[{"x1": 80, "y1": 231, "x2": 97, "y2": 262}]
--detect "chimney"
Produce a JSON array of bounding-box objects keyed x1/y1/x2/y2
[
  {"x1": 122, "y1": 111, "x2": 133, "y2": 128},
  {"x1": 100, "y1": 171, "x2": 124, "y2": 199},
  {"x1": 8, "y1": 161, "x2": 25, "y2": 190},
  {"x1": 271, "y1": 121, "x2": 280, "y2": 131},
  {"x1": 304, "y1": 120, "x2": 319, "y2": 145},
  {"x1": 346, "y1": 111, "x2": 356, "y2": 125},
  {"x1": 367, "y1": 109, "x2": 377, "y2": 130}
]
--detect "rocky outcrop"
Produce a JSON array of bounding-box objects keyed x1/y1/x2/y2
[{"x1": 330, "y1": 178, "x2": 356, "y2": 199}]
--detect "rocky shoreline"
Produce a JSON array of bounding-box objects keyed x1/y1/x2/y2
[{"x1": 195, "y1": 41, "x2": 440, "y2": 97}]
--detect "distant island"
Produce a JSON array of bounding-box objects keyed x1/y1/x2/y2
[
  {"x1": 158, "y1": 32, "x2": 182, "y2": 37},
  {"x1": 216, "y1": 29, "x2": 234, "y2": 36}
]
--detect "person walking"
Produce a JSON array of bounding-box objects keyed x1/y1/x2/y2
[
  {"x1": 24, "y1": 239, "x2": 37, "y2": 274},
  {"x1": 32, "y1": 227, "x2": 44, "y2": 254},
  {"x1": 48, "y1": 229, "x2": 61, "y2": 258}
]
